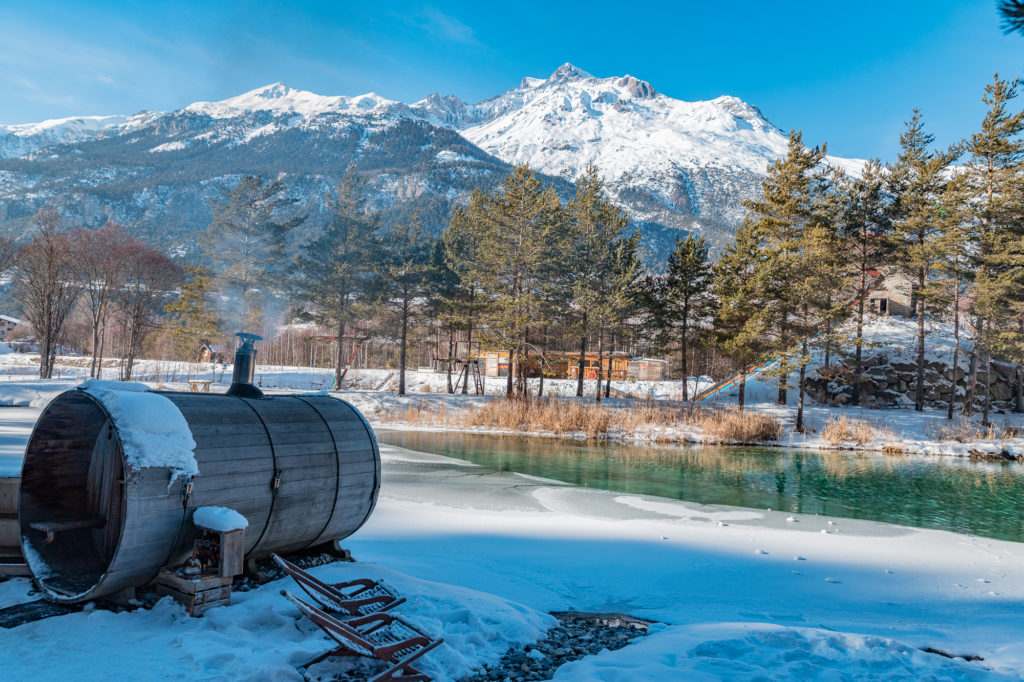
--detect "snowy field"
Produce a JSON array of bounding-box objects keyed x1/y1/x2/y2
[
  {"x1": 2, "y1": 435, "x2": 1023, "y2": 680},
  {"x1": 0, "y1": 329, "x2": 1019, "y2": 466}
]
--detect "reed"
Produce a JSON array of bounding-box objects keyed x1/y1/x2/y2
[
  {"x1": 378, "y1": 397, "x2": 783, "y2": 443},
  {"x1": 821, "y1": 415, "x2": 894, "y2": 446}
]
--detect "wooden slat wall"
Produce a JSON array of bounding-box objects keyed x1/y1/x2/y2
[{"x1": 19, "y1": 389, "x2": 381, "y2": 602}]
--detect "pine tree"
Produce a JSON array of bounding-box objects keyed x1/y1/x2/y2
[
  {"x1": 564, "y1": 165, "x2": 629, "y2": 397},
  {"x1": 742, "y1": 130, "x2": 827, "y2": 405},
  {"x1": 887, "y1": 109, "x2": 959, "y2": 412},
  {"x1": 204, "y1": 174, "x2": 306, "y2": 333},
  {"x1": 379, "y1": 219, "x2": 435, "y2": 396},
  {"x1": 712, "y1": 218, "x2": 771, "y2": 410},
  {"x1": 658, "y1": 234, "x2": 714, "y2": 399},
  {"x1": 591, "y1": 230, "x2": 641, "y2": 402},
  {"x1": 165, "y1": 265, "x2": 224, "y2": 361},
  {"x1": 838, "y1": 160, "x2": 893, "y2": 404},
  {"x1": 932, "y1": 173, "x2": 975, "y2": 418},
  {"x1": 291, "y1": 170, "x2": 379, "y2": 389},
  {"x1": 962, "y1": 75, "x2": 1024, "y2": 422},
  {"x1": 445, "y1": 166, "x2": 563, "y2": 398}
]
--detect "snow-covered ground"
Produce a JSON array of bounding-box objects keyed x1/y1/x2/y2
[
  {"x1": 0, "y1": 325, "x2": 1019, "y2": 465},
  {"x1": 2, "y1": 436, "x2": 1022, "y2": 680}
]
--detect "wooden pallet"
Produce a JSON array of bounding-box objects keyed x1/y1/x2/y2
[{"x1": 155, "y1": 570, "x2": 233, "y2": 617}]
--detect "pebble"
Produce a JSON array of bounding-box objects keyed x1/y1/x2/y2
[{"x1": 458, "y1": 615, "x2": 648, "y2": 682}]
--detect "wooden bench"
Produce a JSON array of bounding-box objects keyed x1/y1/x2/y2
[
  {"x1": 30, "y1": 518, "x2": 105, "y2": 544},
  {"x1": 188, "y1": 380, "x2": 212, "y2": 394}
]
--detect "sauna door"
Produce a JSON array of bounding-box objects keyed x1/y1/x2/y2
[{"x1": 86, "y1": 420, "x2": 124, "y2": 561}]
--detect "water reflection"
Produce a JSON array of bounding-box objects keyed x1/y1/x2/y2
[{"x1": 377, "y1": 430, "x2": 1024, "y2": 543}]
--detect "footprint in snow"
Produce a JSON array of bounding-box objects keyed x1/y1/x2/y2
[
  {"x1": 755, "y1": 549, "x2": 768, "y2": 555},
  {"x1": 977, "y1": 578, "x2": 990, "y2": 583},
  {"x1": 718, "y1": 521, "x2": 728, "y2": 527},
  {"x1": 786, "y1": 516, "x2": 798, "y2": 523},
  {"x1": 821, "y1": 529, "x2": 830, "y2": 534},
  {"x1": 824, "y1": 577, "x2": 841, "y2": 584},
  {"x1": 793, "y1": 556, "x2": 806, "y2": 561},
  {"x1": 884, "y1": 569, "x2": 894, "y2": 574}
]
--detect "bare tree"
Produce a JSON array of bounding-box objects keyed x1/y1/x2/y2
[
  {"x1": 116, "y1": 241, "x2": 182, "y2": 381},
  {"x1": 15, "y1": 209, "x2": 81, "y2": 378},
  {"x1": 70, "y1": 223, "x2": 131, "y2": 378}
]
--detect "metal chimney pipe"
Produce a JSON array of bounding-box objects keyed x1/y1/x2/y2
[{"x1": 227, "y1": 332, "x2": 264, "y2": 398}]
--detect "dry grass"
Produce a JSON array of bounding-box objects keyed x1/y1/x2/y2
[
  {"x1": 821, "y1": 415, "x2": 895, "y2": 446},
  {"x1": 380, "y1": 397, "x2": 783, "y2": 443},
  {"x1": 927, "y1": 418, "x2": 1021, "y2": 442}
]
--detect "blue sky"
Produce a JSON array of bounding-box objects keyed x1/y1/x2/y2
[{"x1": 1, "y1": 1, "x2": 1021, "y2": 159}]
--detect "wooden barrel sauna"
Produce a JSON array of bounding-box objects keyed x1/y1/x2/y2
[{"x1": 18, "y1": 388, "x2": 380, "y2": 603}]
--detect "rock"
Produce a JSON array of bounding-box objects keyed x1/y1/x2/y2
[{"x1": 990, "y1": 381, "x2": 1012, "y2": 402}]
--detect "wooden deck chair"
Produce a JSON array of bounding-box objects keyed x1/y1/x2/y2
[
  {"x1": 272, "y1": 553, "x2": 406, "y2": 617},
  {"x1": 282, "y1": 590, "x2": 443, "y2": 682}
]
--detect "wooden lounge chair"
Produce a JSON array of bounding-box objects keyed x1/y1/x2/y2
[
  {"x1": 282, "y1": 590, "x2": 443, "y2": 682},
  {"x1": 272, "y1": 553, "x2": 406, "y2": 616}
]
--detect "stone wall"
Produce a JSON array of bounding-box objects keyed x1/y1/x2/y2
[{"x1": 805, "y1": 354, "x2": 1022, "y2": 412}]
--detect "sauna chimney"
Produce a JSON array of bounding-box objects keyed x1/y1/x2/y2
[{"x1": 227, "y1": 332, "x2": 263, "y2": 398}]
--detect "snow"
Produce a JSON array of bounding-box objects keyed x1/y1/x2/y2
[
  {"x1": 78, "y1": 380, "x2": 198, "y2": 479},
  {"x1": 1, "y1": 399, "x2": 1023, "y2": 678},
  {"x1": 192, "y1": 506, "x2": 248, "y2": 532},
  {"x1": 185, "y1": 82, "x2": 400, "y2": 120}
]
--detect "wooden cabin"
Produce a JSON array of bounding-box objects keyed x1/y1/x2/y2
[
  {"x1": 626, "y1": 358, "x2": 668, "y2": 381},
  {"x1": 867, "y1": 268, "x2": 917, "y2": 318},
  {"x1": 0, "y1": 315, "x2": 24, "y2": 341},
  {"x1": 565, "y1": 352, "x2": 630, "y2": 381}
]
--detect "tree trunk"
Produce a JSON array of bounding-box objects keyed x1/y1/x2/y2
[
  {"x1": 947, "y1": 273, "x2": 961, "y2": 420},
  {"x1": 462, "y1": 312, "x2": 473, "y2": 395},
  {"x1": 964, "y1": 318, "x2": 980, "y2": 415},
  {"x1": 398, "y1": 298, "x2": 409, "y2": 396},
  {"x1": 538, "y1": 326, "x2": 547, "y2": 398},
  {"x1": 796, "y1": 338, "x2": 808, "y2": 433},
  {"x1": 914, "y1": 269, "x2": 926, "y2": 412},
  {"x1": 576, "y1": 331, "x2": 586, "y2": 397},
  {"x1": 680, "y1": 315, "x2": 689, "y2": 400},
  {"x1": 853, "y1": 256, "x2": 868, "y2": 406},
  {"x1": 595, "y1": 327, "x2": 604, "y2": 403},
  {"x1": 446, "y1": 327, "x2": 454, "y2": 394},
  {"x1": 738, "y1": 373, "x2": 746, "y2": 411},
  {"x1": 505, "y1": 349, "x2": 513, "y2": 398},
  {"x1": 333, "y1": 317, "x2": 345, "y2": 390},
  {"x1": 1016, "y1": 363, "x2": 1023, "y2": 414},
  {"x1": 983, "y1": 351, "x2": 993, "y2": 426},
  {"x1": 777, "y1": 376, "x2": 787, "y2": 406}
]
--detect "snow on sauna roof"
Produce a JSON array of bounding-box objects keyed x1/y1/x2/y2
[
  {"x1": 193, "y1": 506, "x2": 248, "y2": 532},
  {"x1": 78, "y1": 380, "x2": 198, "y2": 479}
]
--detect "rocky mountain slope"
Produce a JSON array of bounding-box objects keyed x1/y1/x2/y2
[{"x1": 0, "y1": 64, "x2": 863, "y2": 266}]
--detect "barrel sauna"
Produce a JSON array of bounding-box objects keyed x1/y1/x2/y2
[{"x1": 18, "y1": 388, "x2": 380, "y2": 603}]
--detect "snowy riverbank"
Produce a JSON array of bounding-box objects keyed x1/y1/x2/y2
[{"x1": 3, "y1": 439, "x2": 1023, "y2": 679}]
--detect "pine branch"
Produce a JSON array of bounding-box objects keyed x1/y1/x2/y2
[{"x1": 999, "y1": 0, "x2": 1024, "y2": 35}]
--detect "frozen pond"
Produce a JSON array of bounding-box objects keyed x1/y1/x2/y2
[{"x1": 377, "y1": 430, "x2": 1024, "y2": 543}]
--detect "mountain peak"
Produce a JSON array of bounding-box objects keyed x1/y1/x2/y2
[
  {"x1": 252, "y1": 82, "x2": 291, "y2": 99},
  {"x1": 547, "y1": 62, "x2": 593, "y2": 83}
]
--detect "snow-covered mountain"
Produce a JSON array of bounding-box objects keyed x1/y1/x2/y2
[{"x1": 0, "y1": 65, "x2": 864, "y2": 266}]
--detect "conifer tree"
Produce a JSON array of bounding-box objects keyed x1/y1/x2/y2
[
  {"x1": 932, "y1": 174, "x2": 974, "y2": 418},
  {"x1": 659, "y1": 234, "x2": 714, "y2": 399},
  {"x1": 887, "y1": 109, "x2": 959, "y2": 412},
  {"x1": 204, "y1": 174, "x2": 305, "y2": 333},
  {"x1": 742, "y1": 130, "x2": 827, "y2": 405},
  {"x1": 564, "y1": 165, "x2": 629, "y2": 397},
  {"x1": 962, "y1": 75, "x2": 1024, "y2": 421},
  {"x1": 165, "y1": 265, "x2": 223, "y2": 361},
  {"x1": 291, "y1": 170, "x2": 379, "y2": 389},
  {"x1": 838, "y1": 160, "x2": 893, "y2": 404},
  {"x1": 445, "y1": 166, "x2": 563, "y2": 398},
  {"x1": 713, "y1": 219, "x2": 770, "y2": 410},
  {"x1": 379, "y1": 219, "x2": 435, "y2": 396},
  {"x1": 591, "y1": 230, "x2": 641, "y2": 402}
]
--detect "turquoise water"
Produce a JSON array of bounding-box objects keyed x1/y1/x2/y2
[{"x1": 377, "y1": 430, "x2": 1024, "y2": 543}]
